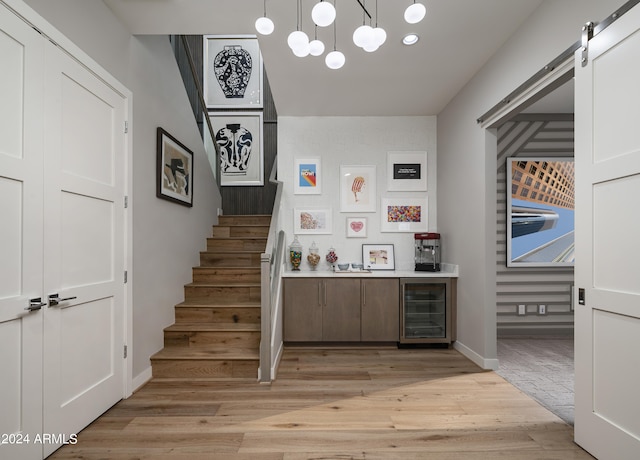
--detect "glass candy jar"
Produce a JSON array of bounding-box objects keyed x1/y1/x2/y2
[
  {"x1": 307, "y1": 241, "x2": 321, "y2": 270},
  {"x1": 326, "y1": 247, "x2": 338, "y2": 270},
  {"x1": 289, "y1": 236, "x2": 303, "y2": 271}
]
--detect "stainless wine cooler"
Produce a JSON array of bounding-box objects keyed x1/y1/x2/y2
[{"x1": 400, "y1": 278, "x2": 456, "y2": 345}]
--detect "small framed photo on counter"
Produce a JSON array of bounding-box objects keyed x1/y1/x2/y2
[{"x1": 362, "y1": 244, "x2": 395, "y2": 270}]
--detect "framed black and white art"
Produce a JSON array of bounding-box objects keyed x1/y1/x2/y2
[
  {"x1": 387, "y1": 151, "x2": 427, "y2": 191},
  {"x1": 209, "y1": 112, "x2": 264, "y2": 186},
  {"x1": 156, "y1": 127, "x2": 193, "y2": 207},
  {"x1": 203, "y1": 35, "x2": 263, "y2": 109}
]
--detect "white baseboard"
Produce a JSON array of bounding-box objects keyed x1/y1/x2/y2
[
  {"x1": 454, "y1": 341, "x2": 499, "y2": 370},
  {"x1": 132, "y1": 366, "x2": 153, "y2": 392}
]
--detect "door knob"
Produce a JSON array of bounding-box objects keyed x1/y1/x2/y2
[
  {"x1": 48, "y1": 293, "x2": 77, "y2": 306},
  {"x1": 26, "y1": 297, "x2": 46, "y2": 312}
]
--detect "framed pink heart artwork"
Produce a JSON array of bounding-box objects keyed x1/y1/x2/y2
[{"x1": 346, "y1": 217, "x2": 367, "y2": 238}]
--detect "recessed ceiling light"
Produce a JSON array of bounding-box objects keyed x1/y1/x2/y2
[{"x1": 403, "y1": 34, "x2": 419, "y2": 45}]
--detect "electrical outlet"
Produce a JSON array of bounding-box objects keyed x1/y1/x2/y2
[
  {"x1": 538, "y1": 304, "x2": 546, "y2": 315},
  {"x1": 518, "y1": 304, "x2": 526, "y2": 316}
]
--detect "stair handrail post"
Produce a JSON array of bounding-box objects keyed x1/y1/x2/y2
[{"x1": 259, "y1": 156, "x2": 283, "y2": 383}]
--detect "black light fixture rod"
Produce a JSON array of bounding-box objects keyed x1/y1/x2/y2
[{"x1": 355, "y1": 0, "x2": 372, "y2": 20}]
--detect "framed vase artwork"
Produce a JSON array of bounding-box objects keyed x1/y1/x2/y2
[
  {"x1": 362, "y1": 244, "x2": 395, "y2": 271},
  {"x1": 346, "y1": 217, "x2": 367, "y2": 238},
  {"x1": 381, "y1": 197, "x2": 428, "y2": 232},
  {"x1": 209, "y1": 112, "x2": 264, "y2": 186},
  {"x1": 387, "y1": 151, "x2": 427, "y2": 191},
  {"x1": 340, "y1": 165, "x2": 376, "y2": 212},
  {"x1": 156, "y1": 127, "x2": 193, "y2": 207},
  {"x1": 203, "y1": 35, "x2": 263, "y2": 109},
  {"x1": 294, "y1": 158, "x2": 321, "y2": 194},
  {"x1": 293, "y1": 208, "x2": 332, "y2": 234}
]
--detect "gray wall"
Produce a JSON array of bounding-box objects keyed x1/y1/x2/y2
[
  {"x1": 437, "y1": 0, "x2": 623, "y2": 368},
  {"x1": 22, "y1": 0, "x2": 222, "y2": 384},
  {"x1": 496, "y1": 117, "x2": 575, "y2": 337}
]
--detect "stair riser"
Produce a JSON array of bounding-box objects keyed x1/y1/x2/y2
[
  {"x1": 206, "y1": 239, "x2": 266, "y2": 252},
  {"x1": 200, "y1": 252, "x2": 261, "y2": 267},
  {"x1": 175, "y1": 307, "x2": 260, "y2": 324},
  {"x1": 184, "y1": 286, "x2": 261, "y2": 302},
  {"x1": 217, "y1": 215, "x2": 271, "y2": 226},
  {"x1": 151, "y1": 359, "x2": 258, "y2": 379},
  {"x1": 192, "y1": 268, "x2": 261, "y2": 283},
  {"x1": 212, "y1": 226, "x2": 269, "y2": 238},
  {"x1": 164, "y1": 331, "x2": 260, "y2": 349}
]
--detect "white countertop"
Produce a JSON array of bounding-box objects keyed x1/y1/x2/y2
[{"x1": 282, "y1": 263, "x2": 459, "y2": 278}]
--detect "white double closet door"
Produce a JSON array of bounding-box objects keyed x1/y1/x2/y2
[{"x1": 0, "y1": 5, "x2": 127, "y2": 459}]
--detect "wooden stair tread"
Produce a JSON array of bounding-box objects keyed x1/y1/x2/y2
[
  {"x1": 151, "y1": 348, "x2": 259, "y2": 360},
  {"x1": 165, "y1": 323, "x2": 260, "y2": 332},
  {"x1": 200, "y1": 250, "x2": 264, "y2": 254},
  {"x1": 185, "y1": 281, "x2": 261, "y2": 288},
  {"x1": 175, "y1": 299, "x2": 260, "y2": 307}
]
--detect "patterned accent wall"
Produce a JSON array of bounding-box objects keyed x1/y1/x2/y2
[{"x1": 496, "y1": 116, "x2": 575, "y2": 336}]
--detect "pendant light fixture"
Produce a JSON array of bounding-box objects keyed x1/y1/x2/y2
[
  {"x1": 311, "y1": 0, "x2": 336, "y2": 27},
  {"x1": 255, "y1": 0, "x2": 274, "y2": 35},
  {"x1": 404, "y1": 1, "x2": 426, "y2": 24},
  {"x1": 325, "y1": 0, "x2": 345, "y2": 69},
  {"x1": 309, "y1": 25, "x2": 326, "y2": 56},
  {"x1": 288, "y1": 0, "x2": 310, "y2": 57},
  {"x1": 372, "y1": 0, "x2": 387, "y2": 47}
]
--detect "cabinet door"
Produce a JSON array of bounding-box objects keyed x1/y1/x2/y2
[
  {"x1": 323, "y1": 279, "x2": 361, "y2": 341},
  {"x1": 361, "y1": 279, "x2": 399, "y2": 341},
  {"x1": 283, "y1": 279, "x2": 322, "y2": 341}
]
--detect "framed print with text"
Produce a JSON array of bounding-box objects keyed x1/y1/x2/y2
[
  {"x1": 346, "y1": 217, "x2": 367, "y2": 238},
  {"x1": 340, "y1": 165, "x2": 376, "y2": 212},
  {"x1": 294, "y1": 158, "x2": 321, "y2": 194},
  {"x1": 387, "y1": 151, "x2": 427, "y2": 191}
]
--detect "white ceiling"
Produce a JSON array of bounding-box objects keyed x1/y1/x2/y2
[{"x1": 103, "y1": 0, "x2": 554, "y2": 116}]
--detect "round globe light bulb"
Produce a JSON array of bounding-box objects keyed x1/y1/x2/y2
[
  {"x1": 292, "y1": 43, "x2": 311, "y2": 57},
  {"x1": 404, "y1": 2, "x2": 426, "y2": 24},
  {"x1": 309, "y1": 39, "x2": 325, "y2": 56},
  {"x1": 353, "y1": 24, "x2": 374, "y2": 48},
  {"x1": 363, "y1": 42, "x2": 379, "y2": 53},
  {"x1": 325, "y1": 50, "x2": 345, "y2": 69},
  {"x1": 287, "y1": 30, "x2": 309, "y2": 50},
  {"x1": 255, "y1": 16, "x2": 274, "y2": 35},
  {"x1": 311, "y1": 1, "x2": 336, "y2": 27},
  {"x1": 373, "y1": 27, "x2": 387, "y2": 47}
]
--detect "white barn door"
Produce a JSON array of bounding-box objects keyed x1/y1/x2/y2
[
  {"x1": 42, "y1": 42, "x2": 127, "y2": 457},
  {"x1": 574, "y1": 4, "x2": 640, "y2": 459},
  {"x1": 0, "y1": 6, "x2": 45, "y2": 459}
]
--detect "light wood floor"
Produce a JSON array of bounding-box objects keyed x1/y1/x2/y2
[{"x1": 50, "y1": 347, "x2": 593, "y2": 459}]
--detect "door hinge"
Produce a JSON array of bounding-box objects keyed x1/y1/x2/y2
[
  {"x1": 124, "y1": 271, "x2": 128, "y2": 284},
  {"x1": 581, "y1": 21, "x2": 595, "y2": 67},
  {"x1": 123, "y1": 345, "x2": 128, "y2": 359},
  {"x1": 124, "y1": 195, "x2": 128, "y2": 209},
  {"x1": 124, "y1": 121, "x2": 129, "y2": 134}
]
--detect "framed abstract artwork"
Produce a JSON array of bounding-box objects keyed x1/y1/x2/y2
[
  {"x1": 380, "y1": 197, "x2": 428, "y2": 232},
  {"x1": 209, "y1": 112, "x2": 264, "y2": 186},
  {"x1": 346, "y1": 217, "x2": 367, "y2": 238},
  {"x1": 362, "y1": 244, "x2": 395, "y2": 271},
  {"x1": 507, "y1": 157, "x2": 575, "y2": 267},
  {"x1": 294, "y1": 158, "x2": 321, "y2": 194},
  {"x1": 387, "y1": 151, "x2": 427, "y2": 191},
  {"x1": 203, "y1": 35, "x2": 263, "y2": 109},
  {"x1": 156, "y1": 127, "x2": 193, "y2": 207},
  {"x1": 293, "y1": 208, "x2": 333, "y2": 234},
  {"x1": 340, "y1": 165, "x2": 376, "y2": 212}
]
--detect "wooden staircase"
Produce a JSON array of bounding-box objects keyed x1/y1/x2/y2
[{"x1": 150, "y1": 215, "x2": 270, "y2": 380}]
